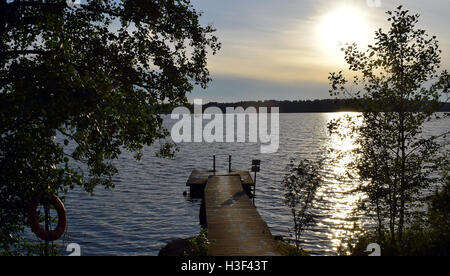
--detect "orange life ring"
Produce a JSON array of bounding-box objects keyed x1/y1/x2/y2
[{"x1": 28, "y1": 194, "x2": 67, "y2": 242}]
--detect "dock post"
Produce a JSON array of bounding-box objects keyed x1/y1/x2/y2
[
  {"x1": 251, "y1": 160, "x2": 261, "y2": 205},
  {"x1": 228, "y1": 155, "x2": 232, "y2": 172},
  {"x1": 253, "y1": 171, "x2": 256, "y2": 204},
  {"x1": 213, "y1": 155, "x2": 216, "y2": 173}
]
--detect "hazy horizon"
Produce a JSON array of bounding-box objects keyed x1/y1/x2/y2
[{"x1": 189, "y1": 0, "x2": 450, "y2": 103}]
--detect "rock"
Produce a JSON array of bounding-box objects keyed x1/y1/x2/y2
[
  {"x1": 274, "y1": 235, "x2": 284, "y2": 242},
  {"x1": 158, "y1": 238, "x2": 190, "y2": 256}
]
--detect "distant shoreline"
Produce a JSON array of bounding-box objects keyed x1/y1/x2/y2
[{"x1": 185, "y1": 99, "x2": 450, "y2": 113}]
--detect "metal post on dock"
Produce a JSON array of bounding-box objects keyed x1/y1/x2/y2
[
  {"x1": 251, "y1": 160, "x2": 261, "y2": 205},
  {"x1": 213, "y1": 155, "x2": 216, "y2": 173},
  {"x1": 228, "y1": 155, "x2": 232, "y2": 173},
  {"x1": 253, "y1": 171, "x2": 256, "y2": 204}
]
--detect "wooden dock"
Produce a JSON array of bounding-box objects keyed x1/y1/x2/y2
[
  {"x1": 187, "y1": 170, "x2": 280, "y2": 256},
  {"x1": 186, "y1": 170, "x2": 255, "y2": 198}
]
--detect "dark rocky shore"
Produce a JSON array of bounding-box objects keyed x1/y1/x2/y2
[
  {"x1": 158, "y1": 235, "x2": 309, "y2": 256},
  {"x1": 158, "y1": 238, "x2": 190, "y2": 256}
]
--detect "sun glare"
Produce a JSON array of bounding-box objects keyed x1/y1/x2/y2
[{"x1": 317, "y1": 6, "x2": 371, "y2": 58}]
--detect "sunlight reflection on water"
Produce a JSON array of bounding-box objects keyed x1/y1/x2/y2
[{"x1": 50, "y1": 113, "x2": 448, "y2": 256}]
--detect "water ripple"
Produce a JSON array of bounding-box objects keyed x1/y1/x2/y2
[{"x1": 60, "y1": 113, "x2": 449, "y2": 256}]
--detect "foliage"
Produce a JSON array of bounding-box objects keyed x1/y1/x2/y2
[
  {"x1": 426, "y1": 173, "x2": 450, "y2": 249},
  {"x1": 282, "y1": 158, "x2": 323, "y2": 249},
  {"x1": 0, "y1": 0, "x2": 220, "y2": 254},
  {"x1": 328, "y1": 6, "x2": 449, "y2": 246},
  {"x1": 0, "y1": 236, "x2": 61, "y2": 256},
  {"x1": 185, "y1": 228, "x2": 214, "y2": 256},
  {"x1": 276, "y1": 241, "x2": 310, "y2": 256},
  {"x1": 339, "y1": 179, "x2": 450, "y2": 256},
  {"x1": 337, "y1": 224, "x2": 377, "y2": 256}
]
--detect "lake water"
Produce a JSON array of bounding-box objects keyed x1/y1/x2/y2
[{"x1": 52, "y1": 113, "x2": 448, "y2": 256}]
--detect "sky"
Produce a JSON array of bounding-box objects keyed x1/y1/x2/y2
[{"x1": 188, "y1": 0, "x2": 450, "y2": 102}]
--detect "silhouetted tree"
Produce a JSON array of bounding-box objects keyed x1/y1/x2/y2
[
  {"x1": 282, "y1": 158, "x2": 323, "y2": 249},
  {"x1": 329, "y1": 6, "x2": 449, "y2": 246},
  {"x1": 0, "y1": 0, "x2": 220, "y2": 254}
]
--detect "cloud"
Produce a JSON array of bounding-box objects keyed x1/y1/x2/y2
[{"x1": 191, "y1": 0, "x2": 450, "y2": 101}]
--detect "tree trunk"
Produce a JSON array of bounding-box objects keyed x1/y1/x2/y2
[
  {"x1": 376, "y1": 197, "x2": 383, "y2": 242},
  {"x1": 398, "y1": 112, "x2": 406, "y2": 242}
]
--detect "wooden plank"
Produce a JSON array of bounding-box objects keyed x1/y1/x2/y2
[
  {"x1": 186, "y1": 170, "x2": 255, "y2": 186},
  {"x1": 205, "y1": 175, "x2": 280, "y2": 256}
]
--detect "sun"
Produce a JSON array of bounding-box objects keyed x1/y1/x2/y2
[{"x1": 317, "y1": 6, "x2": 371, "y2": 57}]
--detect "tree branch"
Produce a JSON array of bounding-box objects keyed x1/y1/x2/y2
[{"x1": 2, "y1": 50, "x2": 55, "y2": 57}]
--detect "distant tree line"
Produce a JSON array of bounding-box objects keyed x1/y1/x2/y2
[{"x1": 187, "y1": 99, "x2": 450, "y2": 113}]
